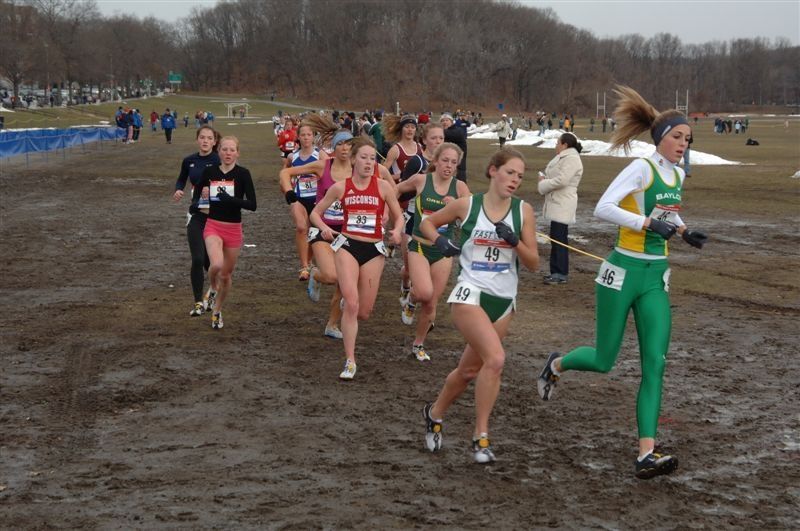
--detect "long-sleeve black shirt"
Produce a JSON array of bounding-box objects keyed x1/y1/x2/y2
[{"x1": 191, "y1": 164, "x2": 256, "y2": 223}]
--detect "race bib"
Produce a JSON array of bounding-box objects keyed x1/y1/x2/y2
[
  {"x1": 594, "y1": 261, "x2": 626, "y2": 291},
  {"x1": 331, "y1": 233, "x2": 347, "y2": 252},
  {"x1": 471, "y1": 237, "x2": 513, "y2": 273},
  {"x1": 209, "y1": 180, "x2": 234, "y2": 201},
  {"x1": 346, "y1": 210, "x2": 377, "y2": 235},
  {"x1": 193, "y1": 185, "x2": 210, "y2": 210},
  {"x1": 283, "y1": 141, "x2": 296, "y2": 152},
  {"x1": 447, "y1": 281, "x2": 481, "y2": 305},
  {"x1": 307, "y1": 227, "x2": 320, "y2": 242},
  {"x1": 663, "y1": 268, "x2": 671, "y2": 293},
  {"x1": 324, "y1": 200, "x2": 344, "y2": 223},
  {"x1": 295, "y1": 175, "x2": 318, "y2": 198},
  {"x1": 650, "y1": 203, "x2": 681, "y2": 225},
  {"x1": 375, "y1": 241, "x2": 388, "y2": 257}
]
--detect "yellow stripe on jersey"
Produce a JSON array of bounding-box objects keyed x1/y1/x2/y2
[{"x1": 617, "y1": 191, "x2": 646, "y2": 252}]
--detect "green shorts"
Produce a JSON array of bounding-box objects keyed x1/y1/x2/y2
[
  {"x1": 409, "y1": 238, "x2": 447, "y2": 265},
  {"x1": 446, "y1": 281, "x2": 515, "y2": 323}
]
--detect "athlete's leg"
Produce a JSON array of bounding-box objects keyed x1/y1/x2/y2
[
  {"x1": 290, "y1": 202, "x2": 311, "y2": 270},
  {"x1": 205, "y1": 235, "x2": 224, "y2": 306},
  {"x1": 632, "y1": 283, "x2": 671, "y2": 455},
  {"x1": 400, "y1": 233, "x2": 411, "y2": 292},
  {"x1": 326, "y1": 283, "x2": 343, "y2": 330},
  {"x1": 355, "y1": 254, "x2": 386, "y2": 321},
  {"x1": 559, "y1": 281, "x2": 636, "y2": 373},
  {"x1": 213, "y1": 246, "x2": 241, "y2": 313},
  {"x1": 413, "y1": 255, "x2": 452, "y2": 345},
  {"x1": 431, "y1": 304, "x2": 510, "y2": 436},
  {"x1": 187, "y1": 215, "x2": 207, "y2": 302},
  {"x1": 311, "y1": 241, "x2": 337, "y2": 285},
  {"x1": 334, "y1": 249, "x2": 360, "y2": 362}
]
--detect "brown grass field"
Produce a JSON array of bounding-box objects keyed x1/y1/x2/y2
[{"x1": 1, "y1": 96, "x2": 799, "y2": 528}]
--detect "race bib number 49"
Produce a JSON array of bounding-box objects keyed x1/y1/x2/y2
[{"x1": 471, "y1": 237, "x2": 513, "y2": 272}]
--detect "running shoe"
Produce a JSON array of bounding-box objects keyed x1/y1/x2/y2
[
  {"x1": 324, "y1": 325, "x2": 343, "y2": 339},
  {"x1": 635, "y1": 452, "x2": 678, "y2": 480},
  {"x1": 412, "y1": 344, "x2": 430, "y2": 362},
  {"x1": 211, "y1": 312, "x2": 224, "y2": 330},
  {"x1": 206, "y1": 289, "x2": 218, "y2": 312},
  {"x1": 537, "y1": 351, "x2": 561, "y2": 401},
  {"x1": 339, "y1": 359, "x2": 357, "y2": 380},
  {"x1": 428, "y1": 321, "x2": 435, "y2": 334},
  {"x1": 472, "y1": 434, "x2": 496, "y2": 464},
  {"x1": 401, "y1": 301, "x2": 416, "y2": 325},
  {"x1": 189, "y1": 302, "x2": 204, "y2": 317},
  {"x1": 543, "y1": 275, "x2": 567, "y2": 285},
  {"x1": 298, "y1": 266, "x2": 311, "y2": 282},
  {"x1": 307, "y1": 267, "x2": 321, "y2": 303},
  {"x1": 399, "y1": 279, "x2": 410, "y2": 307},
  {"x1": 423, "y1": 402, "x2": 443, "y2": 452}
]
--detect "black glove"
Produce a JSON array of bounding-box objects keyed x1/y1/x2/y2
[
  {"x1": 495, "y1": 221, "x2": 519, "y2": 247},
  {"x1": 216, "y1": 188, "x2": 232, "y2": 202},
  {"x1": 434, "y1": 235, "x2": 461, "y2": 257},
  {"x1": 682, "y1": 230, "x2": 708, "y2": 249},
  {"x1": 285, "y1": 190, "x2": 298, "y2": 204},
  {"x1": 647, "y1": 218, "x2": 677, "y2": 240}
]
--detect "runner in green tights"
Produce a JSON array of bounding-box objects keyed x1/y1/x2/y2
[{"x1": 537, "y1": 86, "x2": 708, "y2": 479}]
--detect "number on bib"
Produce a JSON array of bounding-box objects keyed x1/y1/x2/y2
[
  {"x1": 594, "y1": 261, "x2": 626, "y2": 291},
  {"x1": 447, "y1": 282, "x2": 481, "y2": 305}
]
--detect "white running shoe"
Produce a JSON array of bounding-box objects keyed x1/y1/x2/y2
[
  {"x1": 206, "y1": 290, "x2": 217, "y2": 312},
  {"x1": 412, "y1": 344, "x2": 430, "y2": 362},
  {"x1": 472, "y1": 434, "x2": 496, "y2": 464},
  {"x1": 324, "y1": 325, "x2": 343, "y2": 339},
  {"x1": 423, "y1": 403, "x2": 443, "y2": 452},
  {"x1": 537, "y1": 352, "x2": 561, "y2": 401},
  {"x1": 211, "y1": 312, "x2": 224, "y2": 330},
  {"x1": 339, "y1": 359, "x2": 357, "y2": 380},
  {"x1": 401, "y1": 301, "x2": 416, "y2": 325},
  {"x1": 307, "y1": 267, "x2": 321, "y2": 303},
  {"x1": 189, "y1": 302, "x2": 204, "y2": 316}
]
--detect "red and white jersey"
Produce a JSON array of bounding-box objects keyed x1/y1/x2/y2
[
  {"x1": 390, "y1": 142, "x2": 422, "y2": 177},
  {"x1": 341, "y1": 166, "x2": 384, "y2": 240},
  {"x1": 277, "y1": 128, "x2": 298, "y2": 153}
]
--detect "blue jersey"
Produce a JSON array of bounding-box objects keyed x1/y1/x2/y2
[{"x1": 290, "y1": 148, "x2": 322, "y2": 200}]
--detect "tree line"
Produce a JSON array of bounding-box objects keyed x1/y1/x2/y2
[{"x1": 2, "y1": 0, "x2": 798, "y2": 113}]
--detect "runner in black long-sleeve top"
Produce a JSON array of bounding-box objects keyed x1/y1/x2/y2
[
  {"x1": 190, "y1": 136, "x2": 257, "y2": 329},
  {"x1": 172, "y1": 126, "x2": 221, "y2": 317}
]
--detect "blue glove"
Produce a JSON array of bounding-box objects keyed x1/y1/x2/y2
[{"x1": 434, "y1": 235, "x2": 461, "y2": 257}]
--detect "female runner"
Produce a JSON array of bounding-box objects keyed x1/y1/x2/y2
[
  {"x1": 191, "y1": 136, "x2": 257, "y2": 329},
  {"x1": 382, "y1": 114, "x2": 423, "y2": 302},
  {"x1": 172, "y1": 125, "x2": 221, "y2": 316},
  {"x1": 396, "y1": 142, "x2": 470, "y2": 361},
  {"x1": 310, "y1": 137, "x2": 404, "y2": 380},
  {"x1": 420, "y1": 149, "x2": 539, "y2": 463},
  {"x1": 278, "y1": 116, "x2": 352, "y2": 338},
  {"x1": 536, "y1": 86, "x2": 708, "y2": 479},
  {"x1": 281, "y1": 121, "x2": 328, "y2": 281}
]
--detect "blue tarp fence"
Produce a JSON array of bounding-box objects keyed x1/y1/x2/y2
[{"x1": 0, "y1": 127, "x2": 126, "y2": 159}]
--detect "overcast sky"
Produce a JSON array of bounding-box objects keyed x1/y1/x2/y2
[{"x1": 95, "y1": 0, "x2": 799, "y2": 46}]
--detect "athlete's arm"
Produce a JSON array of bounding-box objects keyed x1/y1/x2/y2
[
  {"x1": 420, "y1": 196, "x2": 469, "y2": 243},
  {"x1": 379, "y1": 179, "x2": 404, "y2": 245},
  {"x1": 279, "y1": 159, "x2": 325, "y2": 194},
  {"x1": 378, "y1": 165, "x2": 398, "y2": 193},
  {"x1": 173, "y1": 157, "x2": 190, "y2": 201},
  {"x1": 382, "y1": 144, "x2": 399, "y2": 171},
  {"x1": 594, "y1": 159, "x2": 649, "y2": 231},
  {"x1": 454, "y1": 180, "x2": 471, "y2": 200},
  {"x1": 396, "y1": 172, "x2": 424, "y2": 196},
  {"x1": 516, "y1": 202, "x2": 540, "y2": 271},
  {"x1": 309, "y1": 181, "x2": 344, "y2": 241}
]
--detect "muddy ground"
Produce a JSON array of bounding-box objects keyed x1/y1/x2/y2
[{"x1": 1, "y1": 123, "x2": 799, "y2": 529}]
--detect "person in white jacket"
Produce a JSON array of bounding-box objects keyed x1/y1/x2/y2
[
  {"x1": 493, "y1": 114, "x2": 512, "y2": 147},
  {"x1": 537, "y1": 132, "x2": 583, "y2": 284}
]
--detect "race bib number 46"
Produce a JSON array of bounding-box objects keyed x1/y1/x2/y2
[
  {"x1": 594, "y1": 261, "x2": 626, "y2": 291},
  {"x1": 650, "y1": 203, "x2": 681, "y2": 225}
]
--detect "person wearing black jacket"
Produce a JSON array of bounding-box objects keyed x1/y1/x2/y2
[
  {"x1": 190, "y1": 136, "x2": 257, "y2": 329},
  {"x1": 440, "y1": 113, "x2": 468, "y2": 182},
  {"x1": 173, "y1": 126, "x2": 221, "y2": 316}
]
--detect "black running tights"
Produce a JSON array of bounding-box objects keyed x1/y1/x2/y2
[{"x1": 187, "y1": 213, "x2": 210, "y2": 302}]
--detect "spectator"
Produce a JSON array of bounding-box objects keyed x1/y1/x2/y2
[
  {"x1": 162, "y1": 108, "x2": 176, "y2": 144},
  {"x1": 493, "y1": 114, "x2": 512, "y2": 147},
  {"x1": 150, "y1": 110, "x2": 159, "y2": 132}
]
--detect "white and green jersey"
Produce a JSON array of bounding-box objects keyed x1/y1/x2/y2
[{"x1": 457, "y1": 193, "x2": 524, "y2": 299}]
